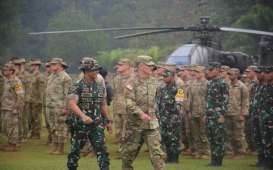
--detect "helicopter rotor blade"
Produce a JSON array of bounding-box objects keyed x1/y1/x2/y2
[
  {"x1": 114, "y1": 28, "x2": 189, "y2": 39},
  {"x1": 28, "y1": 26, "x2": 184, "y2": 35},
  {"x1": 220, "y1": 27, "x2": 273, "y2": 37}
]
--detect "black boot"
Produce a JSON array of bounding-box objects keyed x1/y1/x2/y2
[
  {"x1": 207, "y1": 155, "x2": 216, "y2": 166},
  {"x1": 215, "y1": 157, "x2": 223, "y2": 167}
]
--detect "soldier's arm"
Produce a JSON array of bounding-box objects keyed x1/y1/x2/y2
[
  {"x1": 221, "y1": 82, "x2": 229, "y2": 115},
  {"x1": 241, "y1": 83, "x2": 249, "y2": 116}
]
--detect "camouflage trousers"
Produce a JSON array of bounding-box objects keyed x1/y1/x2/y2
[
  {"x1": 67, "y1": 125, "x2": 110, "y2": 170},
  {"x1": 113, "y1": 113, "x2": 128, "y2": 141},
  {"x1": 121, "y1": 128, "x2": 165, "y2": 170},
  {"x1": 245, "y1": 115, "x2": 255, "y2": 151},
  {"x1": 252, "y1": 115, "x2": 263, "y2": 156},
  {"x1": 225, "y1": 115, "x2": 247, "y2": 154},
  {"x1": 260, "y1": 115, "x2": 273, "y2": 162},
  {"x1": 160, "y1": 120, "x2": 182, "y2": 160},
  {"x1": 2, "y1": 110, "x2": 19, "y2": 145},
  {"x1": 19, "y1": 102, "x2": 30, "y2": 140},
  {"x1": 206, "y1": 116, "x2": 225, "y2": 159},
  {"x1": 181, "y1": 114, "x2": 193, "y2": 151},
  {"x1": 29, "y1": 103, "x2": 42, "y2": 137},
  {"x1": 46, "y1": 106, "x2": 68, "y2": 144},
  {"x1": 43, "y1": 106, "x2": 52, "y2": 143},
  {"x1": 191, "y1": 116, "x2": 210, "y2": 156}
]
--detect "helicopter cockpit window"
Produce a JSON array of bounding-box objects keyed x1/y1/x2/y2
[{"x1": 166, "y1": 44, "x2": 195, "y2": 65}]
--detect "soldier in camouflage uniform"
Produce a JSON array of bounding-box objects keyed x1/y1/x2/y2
[
  {"x1": 259, "y1": 66, "x2": 273, "y2": 169},
  {"x1": 29, "y1": 60, "x2": 45, "y2": 139},
  {"x1": 122, "y1": 55, "x2": 165, "y2": 170},
  {"x1": 66, "y1": 57, "x2": 112, "y2": 170},
  {"x1": 112, "y1": 58, "x2": 134, "y2": 154},
  {"x1": 205, "y1": 62, "x2": 229, "y2": 167},
  {"x1": 46, "y1": 58, "x2": 72, "y2": 154},
  {"x1": 13, "y1": 58, "x2": 31, "y2": 142},
  {"x1": 177, "y1": 66, "x2": 192, "y2": 155},
  {"x1": 251, "y1": 66, "x2": 267, "y2": 167},
  {"x1": 0, "y1": 63, "x2": 24, "y2": 151},
  {"x1": 155, "y1": 68, "x2": 183, "y2": 163},
  {"x1": 226, "y1": 68, "x2": 249, "y2": 159},
  {"x1": 188, "y1": 66, "x2": 210, "y2": 159},
  {"x1": 244, "y1": 66, "x2": 258, "y2": 154}
]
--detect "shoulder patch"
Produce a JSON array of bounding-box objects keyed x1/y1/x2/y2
[
  {"x1": 15, "y1": 83, "x2": 24, "y2": 93},
  {"x1": 175, "y1": 88, "x2": 185, "y2": 102}
]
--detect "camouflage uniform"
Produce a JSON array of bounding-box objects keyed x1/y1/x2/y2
[
  {"x1": 205, "y1": 62, "x2": 229, "y2": 166},
  {"x1": 244, "y1": 73, "x2": 258, "y2": 153},
  {"x1": 14, "y1": 58, "x2": 31, "y2": 141},
  {"x1": 122, "y1": 55, "x2": 165, "y2": 170},
  {"x1": 259, "y1": 67, "x2": 273, "y2": 169},
  {"x1": 226, "y1": 73, "x2": 249, "y2": 156},
  {"x1": 67, "y1": 58, "x2": 110, "y2": 170},
  {"x1": 155, "y1": 69, "x2": 183, "y2": 163},
  {"x1": 188, "y1": 77, "x2": 210, "y2": 157},
  {"x1": 251, "y1": 67, "x2": 266, "y2": 165},
  {"x1": 46, "y1": 58, "x2": 72, "y2": 149},
  {"x1": 1, "y1": 64, "x2": 24, "y2": 146},
  {"x1": 29, "y1": 60, "x2": 45, "y2": 138}
]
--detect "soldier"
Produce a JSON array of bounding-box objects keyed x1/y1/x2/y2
[
  {"x1": 155, "y1": 68, "x2": 183, "y2": 163},
  {"x1": 122, "y1": 55, "x2": 165, "y2": 170},
  {"x1": 13, "y1": 58, "x2": 31, "y2": 142},
  {"x1": 112, "y1": 58, "x2": 134, "y2": 154},
  {"x1": 66, "y1": 57, "x2": 112, "y2": 170},
  {"x1": 43, "y1": 62, "x2": 52, "y2": 144},
  {"x1": 259, "y1": 66, "x2": 273, "y2": 170},
  {"x1": 220, "y1": 65, "x2": 231, "y2": 84},
  {"x1": 245, "y1": 66, "x2": 258, "y2": 154},
  {"x1": 46, "y1": 58, "x2": 72, "y2": 154},
  {"x1": 177, "y1": 66, "x2": 192, "y2": 155},
  {"x1": 29, "y1": 60, "x2": 45, "y2": 139},
  {"x1": 225, "y1": 68, "x2": 249, "y2": 159},
  {"x1": 0, "y1": 63, "x2": 24, "y2": 151},
  {"x1": 205, "y1": 62, "x2": 229, "y2": 167},
  {"x1": 188, "y1": 66, "x2": 210, "y2": 159},
  {"x1": 251, "y1": 66, "x2": 267, "y2": 167}
]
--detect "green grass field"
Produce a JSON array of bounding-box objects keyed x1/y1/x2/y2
[{"x1": 0, "y1": 128, "x2": 259, "y2": 170}]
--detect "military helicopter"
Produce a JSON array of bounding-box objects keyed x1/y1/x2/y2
[{"x1": 29, "y1": 16, "x2": 273, "y2": 70}]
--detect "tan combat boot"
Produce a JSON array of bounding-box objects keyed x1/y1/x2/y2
[
  {"x1": 52, "y1": 143, "x2": 65, "y2": 155},
  {"x1": 3, "y1": 143, "x2": 18, "y2": 152},
  {"x1": 49, "y1": 143, "x2": 58, "y2": 154}
]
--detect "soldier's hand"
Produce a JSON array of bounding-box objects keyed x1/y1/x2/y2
[
  {"x1": 81, "y1": 115, "x2": 93, "y2": 124},
  {"x1": 218, "y1": 115, "x2": 225, "y2": 124},
  {"x1": 139, "y1": 112, "x2": 151, "y2": 121},
  {"x1": 106, "y1": 122, "x2": 113, "y2": 134}
]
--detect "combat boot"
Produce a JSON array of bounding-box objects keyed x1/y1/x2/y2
[
  {"x1": 215, "y1": 157, "x2": 223, "y2": 166},
  {"x1": 206, "y1": 155, "x2": 216, "y2": 166},
  {"x1": 3, "y1": 143, "x2": 18, "y2": 152},
  {"x1": 52, "y1": 143, "x2": 65, "y2": 155},
  {"x1": 49, "y1": 143, "x2": 58, "y2": 154}
]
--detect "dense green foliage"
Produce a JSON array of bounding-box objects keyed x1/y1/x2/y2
[{"x1": 0, "y1": 0, "x2": 272, "y2": 68}]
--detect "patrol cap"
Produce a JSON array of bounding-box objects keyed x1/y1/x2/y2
[
  {"x1": 245, "y1": 65, "x2": 257, "y2": 72},
  {"x1": 206, "y1": 62, "x2": 221, "y2": 69},
  {"x1": 162, "y1": 69, "x2": 175, "y2": 77},
  {"x1": 136, "y1": 55, "x2": 155, "y2": 66},
  {"x1": 79, "y1": 57, "x2": 101, "y2": 72},
  {"x1": 49, "y1": 58, "x2": 63, "y2": 65},
  {"x1": 13, "y1": 58, "x2": 26, "y2": 64},
  {"x1": 30, "y1": 59, "x2": 42, "y2": 65},
  {"x1": 254, "y1": 66, "x2": 262, "y2": 73},
  {"x1": 2, "y1": 63, "x2": 15, "y2": 71},
  {"x1": 220, "y1": 65, "x2": 230, "y2": 72},
  {"x1": 117, "y1": 58, "x2": 132, "y2": 65},
  {"x1": 159, "y1": 63, "x2": 176, "y2": 71},
  {"x1": 192, "y1": 65, "x2": 205, "y2": 72},
  {"x1": 61, "y1": 61, "x2": 69, "y2": 69},
  {"x1": 228, "y1": 68, "x2": 240, "y2": 75}
]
